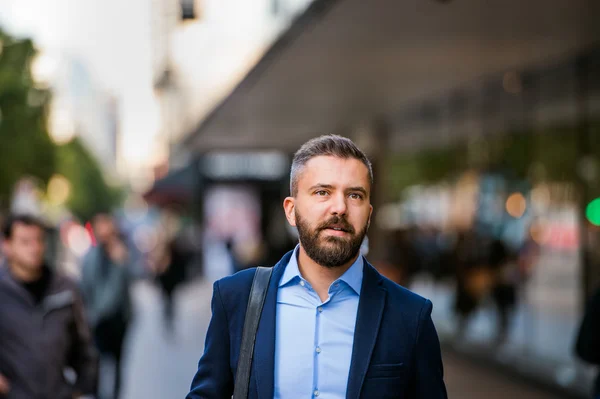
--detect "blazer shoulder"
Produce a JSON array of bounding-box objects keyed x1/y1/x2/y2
[
  {"x1": 380, "y1": 274, "x2": 431, "y2": 313},
  {"x1": 214, "y1": 267, "x2": 258, "y2": 302}
]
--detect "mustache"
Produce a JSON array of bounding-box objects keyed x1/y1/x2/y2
[{"x1": 317, "y1": 216, "x2": 355, "y2": 234}]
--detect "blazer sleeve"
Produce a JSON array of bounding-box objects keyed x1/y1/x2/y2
[
  {"x1": 187, "y1": 280, "x2": 234, "y2": 399},
  {"x1": 410, "y1": 299, "x2": 448, "y2": 398}
]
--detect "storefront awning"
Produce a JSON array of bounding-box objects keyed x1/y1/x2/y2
[
  {"x1": 185, "y1": 0, "x2": 599, "y2": 153},
  {"x1": 143, "y1": 163, "x2": 198, "y2": 206}
]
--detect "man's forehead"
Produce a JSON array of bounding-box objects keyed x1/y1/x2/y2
[
  {"x1": 14, "y1": 222, "x2": 43, "y2": 231},
  {"x1": 299, "y1": 156, "x2": 370, "y2": 187}
]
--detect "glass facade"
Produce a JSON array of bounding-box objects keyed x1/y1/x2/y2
[{"x1": 380, "y1": 47, "x2": 600, "y2": 395}]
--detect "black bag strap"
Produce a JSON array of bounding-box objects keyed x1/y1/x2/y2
[{"x1": 233, "y1": 266, "x2": 273, "y2": 399}]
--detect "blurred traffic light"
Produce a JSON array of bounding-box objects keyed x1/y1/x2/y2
[
  {"x1": 585, "y1": 198, "x2": 600, "y2": 226},
  {"x1": 181, "y1": 0, "x2": 197, "y2": 20}
]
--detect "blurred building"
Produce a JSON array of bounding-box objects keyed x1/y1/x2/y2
[
  {"x1": 168, "y1": 0, "x2": 600, "y2": 396},
  {"x1": 45, "y1": 56, "x2": 121, "y2": 182},
  {"x1": 149, "y1": 0, "x2": 317, "y2": 172},
  {"x1": 145, "y1": 0, "x2": 320, "y2": 271}
]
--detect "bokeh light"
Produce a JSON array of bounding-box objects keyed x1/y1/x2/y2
[
  {"x1": 133, "y1": 225, "x2": 159, "y2": 253},
  {"x1": 585, "y1": 198, "x2": 600, "y2": 226},
  {"x1": 506, "y1": 192, "x2": 527, "y2": 219},
  {"x1": 47, "y1": 174, "x2": 71, "y2": 205},
  {"x1": 66, "y1": 224, "x2": 92, "y2": 257}
]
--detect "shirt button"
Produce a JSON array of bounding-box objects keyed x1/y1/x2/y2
[
  {"x1": 300, "y1": 281, "x2": 305, "y2": 287},
  {"x1": 316, "y1": 347, "x2": 321, "y2": 353},
  {"x1": 314, "y1": 390, "x2": 320, "y2": 397},
  {"x1": 318, "y1": 307, "x2": 323, "y2": 313}
]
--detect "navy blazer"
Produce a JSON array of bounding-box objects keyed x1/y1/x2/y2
[{"x1": 187, "y1": 250, "x2": 447, "y2": 398}]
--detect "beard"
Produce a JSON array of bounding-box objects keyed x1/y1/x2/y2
[{"x1": 295, "y1": 211, "x2": 369, "y2": 268}]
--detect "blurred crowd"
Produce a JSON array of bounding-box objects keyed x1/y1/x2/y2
[
  {"x1": 2, "y1": 163, "x2": 600, "y2": 398},
  {"x1": 376, "y1": 224, "x2": 540, "y2": 345},
  {"x1": 1, "y1": 197, "x2": 600, "y2": 398},
  {"x1": 0, "y1": 208, "x2": 200, "y2": 399}
]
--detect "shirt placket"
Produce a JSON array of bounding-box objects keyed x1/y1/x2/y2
[{"x1": 312, "y1": 280, "x2": 342, "y2": 398}]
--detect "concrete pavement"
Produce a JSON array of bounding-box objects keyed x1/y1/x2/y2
[
  {"x1": 119, "y1": 278, "x2": 212, "y2": 399},
  {"x1": 117, "y1": 276, "x2": 570, "y2": 399}
]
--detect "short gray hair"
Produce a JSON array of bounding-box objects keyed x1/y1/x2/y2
[{"x1": 290, "y1": 134, "x2": 373, "y2": 196}]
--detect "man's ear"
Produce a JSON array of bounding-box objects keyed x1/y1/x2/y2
[{"x1": 283, "y1": 197, "x2": 297, "y2": 227}]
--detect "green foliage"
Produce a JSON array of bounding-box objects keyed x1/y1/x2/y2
[
  {"x1": 0, "y1": 29, "x2": 55, "y2": 207},
  {"x1": 489, "y1": 125, "x2": 581, "y2": 183},
  {"x1": 385, "y1": 120, "x2": 600, "y2": 198},
  {"x1": 56, "y1": 138, "x2": 123, "y2": 221},
  {"x1": 0, "y1": 28, "x2": 123, "y2": 219},
  {"x1": 385, "y1": 145, "x2": 467, "y2": 198}
]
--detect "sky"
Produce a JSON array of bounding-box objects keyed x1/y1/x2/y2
[
  {"x1": 0, "y1": 0, "x2": 153, "y2": 93},
  {"x1": 0, "y1": 0, "x2": 161, "y2": 183},
  {"x1": 0, "y1": 0, "x2": 312, "y2": 188}
]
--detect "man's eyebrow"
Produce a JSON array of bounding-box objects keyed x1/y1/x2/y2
[
  {"x1": 308, "y1": 184, "x2": 334, "y2": 191},
  {"x1": 347, "y1": 186, "x2": 368, "y2": 196}
]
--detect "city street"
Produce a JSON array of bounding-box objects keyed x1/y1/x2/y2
[
  {"x1": 118, "y1": 276, "x2": 568, "y2": 399},
  {"x1": 0, "y1": 1, "x2": 597, "y2": 398}
]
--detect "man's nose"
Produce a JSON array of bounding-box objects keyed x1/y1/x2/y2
[{"x1": 330, "y1": 193, "x2": 348, "y2": 216}]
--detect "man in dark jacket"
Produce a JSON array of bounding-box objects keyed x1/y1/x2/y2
[
  {"x1": 0, "y1": 214, "x2": 98, "y2": 399},
  {"x1": 576, "y1": 285, "x2": 600, "y2": 398}
]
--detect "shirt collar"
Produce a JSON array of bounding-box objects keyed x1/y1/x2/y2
[
  {"x1": 279, "y1": 245, "x2": 301, "y2": 288},
  {"x1": 279, "y1": 244, "x2": 364, "y2": 295}
]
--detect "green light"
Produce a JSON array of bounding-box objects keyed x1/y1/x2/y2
[{"x1": 586, "y1": 198, "x2": 600, "y2": 226}]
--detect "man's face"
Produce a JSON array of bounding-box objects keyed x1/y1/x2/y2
[
  {"x1": 94, "y1": 215, "x2": 117, "y2": 244},
  {"x1": 3, "y1": 223, "x2": 46, "y2": 272},
  {"x1": 284, "y1": 156, "x2": 373, "y2": 268}
]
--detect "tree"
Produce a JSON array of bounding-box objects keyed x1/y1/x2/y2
[
  {"x1": 55, "y1": 138, "x2": 123, "y2": 222},
  {"x1": 0, "y1": 29, "x2": 56, "y2": 209}
]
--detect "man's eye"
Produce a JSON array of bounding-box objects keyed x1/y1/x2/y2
[
  {"x1": 315, "y1": 190, "x2": 328, "y2": 196},
  {"x1": 349, "y1": 193, "x2": 363, "y2": 200}
]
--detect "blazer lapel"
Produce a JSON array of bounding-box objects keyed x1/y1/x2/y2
[
  {"x1": 346, "y1": 261, "x2": 387, "y2": 399},
  {"x1": 253, "y1": 251, "x2": 292, "y2": 399}
]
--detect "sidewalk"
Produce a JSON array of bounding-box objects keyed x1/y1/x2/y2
[
  {"x1": 119, "y1": 278, "x2": 213, "y2": 399},
  {"x1": 410, "y1": 249, "x2": 596, "y2": 398},
  {"x1": 444, "y1": 350, "x2": 568, "y2": 399},
  {"x1": 114, "y1": 252, "x2": 596, "y2": 398}
]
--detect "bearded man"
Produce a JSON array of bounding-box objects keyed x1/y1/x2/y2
[{"x1": 187, "y1": 135, "x2": 447, "y2": 399}]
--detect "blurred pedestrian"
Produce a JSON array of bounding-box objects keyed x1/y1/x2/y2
[
  {"x1": 0, "y1": 214, "x2": 98, "y2": 399},
  {"x1": 81, "y1": 213, "x2": 132, "y2": 399},
  {"x1": 378, "y1": 227, "x2": 420, "y2": 287},
  {"x1": 488, "y1": 239, "x2": 516, "y2": 345},
  {"x1": 225, "y1": 238, "x2": 244, "y2": 273},
  {"x1": 452, "y1": 230, "x2": 493, "y2": 337},
  {"x1": 187, "y1": 134, "x2": 447, "y2": 398},
  {"x1": 151, "y1": 236, "x2": 188, "y2": 336},
  {"x1": 575, "y1": 285, "x2": 600, "y2": 399}
]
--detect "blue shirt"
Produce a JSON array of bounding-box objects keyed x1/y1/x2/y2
[{"x1": 274, "y1": 245, "x2": 363, "y2": 399}]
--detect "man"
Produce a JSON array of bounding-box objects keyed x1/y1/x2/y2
[
  {"x1": 80, "y1": 213, "x2": 132, "y2": 399},
  {"x1": 151, "y1": 234, "x2": 188, "y2": 336},
  {"x1": 0, "y1": 214, "x2": 98, "y2": 399},
  {"x1": 187, "y1": 135, "x2": 447, "y2": 398},
  {"x1": 575, "y1": 285, "x2": 600, "y2": 399}
]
